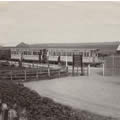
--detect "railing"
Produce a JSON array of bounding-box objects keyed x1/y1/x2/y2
[{"x1": 0, "y1": 67, "x2": 68, "y2": 82}]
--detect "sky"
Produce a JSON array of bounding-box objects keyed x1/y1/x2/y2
[{"x1": 0, "y1": 2, "x2": 120, "y2": 46}]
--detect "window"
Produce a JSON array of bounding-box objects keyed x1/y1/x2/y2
[
  {"x1": 23, "y1": 51, "x2": 27, "y2": 55},
  {"x1": 33, "y1": 51, "x2": 38, "y2": 55}
]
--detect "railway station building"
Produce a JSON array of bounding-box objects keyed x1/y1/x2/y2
[{"x1": 9, "y1": 41, "x2": 120, "y2": 65}]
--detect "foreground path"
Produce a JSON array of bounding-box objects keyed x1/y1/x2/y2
[{"x1": 25, "y1": 75, "x2": 120, "y2": 119}]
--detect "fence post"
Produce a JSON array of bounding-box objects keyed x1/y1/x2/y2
[
  {"x1": 48, "y1": 67, "x2": 50, "y2": 77},
  {"x1": 24, "y1": 70, "x2": 27, "y2": 81},
  {"x1": 87, "y1": 64, "x2": 90, "y2": 76}
]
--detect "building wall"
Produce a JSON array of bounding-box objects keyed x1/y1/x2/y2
[{"x1": 10, "y1": 47, "x2": 99, "y2": 63}]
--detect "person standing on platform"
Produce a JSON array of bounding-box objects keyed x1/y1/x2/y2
[{"x1": 57, "y1": 56, "x2": 61, "y2": 65}]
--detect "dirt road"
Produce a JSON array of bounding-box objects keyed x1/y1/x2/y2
[{"x1": 25, "y1": 68, "x2": 120, "y2": 119}]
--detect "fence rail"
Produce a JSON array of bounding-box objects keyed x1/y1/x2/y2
[{"x1": 0, "y1": 67, "x2": 68, "y2": 82}]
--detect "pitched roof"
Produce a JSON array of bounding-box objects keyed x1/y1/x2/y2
[
  {"x1": 16, "y1": 42, "x2": 30, "y2": 48},
  {"x1": 15, "y1": 42, "x2": 120, "y2": 55},
  {"x1": 29, "y1": 42, "x2": 119, "y2": 50}
]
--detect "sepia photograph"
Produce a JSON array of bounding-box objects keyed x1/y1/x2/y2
[{"x1": 0, "y1": 1, "x2": 120, "y2": 120}]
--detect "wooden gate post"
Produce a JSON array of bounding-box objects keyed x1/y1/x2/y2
[
  {"x1": 48, "y1": 67, "x2": 50, "y2": 77},
  {"x1": 87, "y1": 64, "x2": 90, "y2": 76}
]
